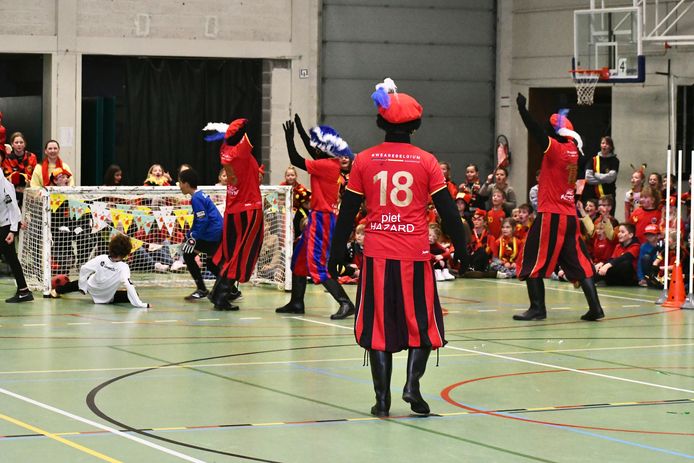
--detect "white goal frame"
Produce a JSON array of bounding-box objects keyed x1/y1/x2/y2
[{"x1": 18, "y1": 185, "x2": 293, "y2": 295}]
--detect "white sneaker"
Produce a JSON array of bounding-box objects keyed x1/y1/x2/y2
[
  {"x1": 434, "y1": 269, "x2": 445, "y2": 281},
  {"x1": 170, "y1": 260, "x2": 186, "y2": 272},
  {"x1": 496, "y1": 270, "x2": 510, "y2": 279},
  {"x1": 441, "y1": 268, "x2": 456, "y2": 280},
  {"x1": 154, "y1": 262, "x2": 170, "y2": 273}
]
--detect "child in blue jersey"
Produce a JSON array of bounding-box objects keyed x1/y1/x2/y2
[{"x1": 178, "y1": 168, "x2": 224, "y2": 301}]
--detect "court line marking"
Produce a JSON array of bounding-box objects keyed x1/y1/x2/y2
[
  {"x1": 240, "y1": 318, "x2": 262, "y2": 320},
  {"x1": 23, "y1": 324, "x2": 47, "y2": 327},
  {"x1": 477, "y1": 310, "x2": 497, "y2": 313},
  {"x1": 550, "y1": 307, "x2": 572, "y2": 310},
  {"x1": 3, "y1": 398, "x2": 692, "y2": 440},
  {"x1": 0, "y1": 387, "x2": 207, "y2": 463},
  {"x1": 445, "y1": 345, "x2": 694, "y2": 395},
  {"x1": 197, "y1": 319, "x2": 219, "y2": 321},
  {"x1": 154, "y1": 320, "x2": 178, "y2": 323},
  {"x1": 0, "y1": 342, "x2": 692, "y2": 376},
  {"x1": 66, "y1": 322, "x2": 90, "y2": 326},
  {"x1": 290, "y1": 317, "x2": 352, "y2": 330},
  {"x1": 622, "y1": 305, "x2": 641, "y2": 308},
  {"x1": 477, "y1": 279, "x2": 657, "y2": 303},
  {"x1": 0, "y1": 412, "x2": 122, "y2": 462}
]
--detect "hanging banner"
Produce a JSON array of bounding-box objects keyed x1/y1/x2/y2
[
  {"x1": 120, "y1": 212, "x2": 134, "y2": 234},
  {"x1": 90, "y1": 202, "x2": 109, "y2": 233},
  {"x1": 67, "y1": 199, "x2": 89, "y2": 220},
  {"x1": 130, "y1": 237, "x2": 144, "y2": 254},
  {"x1": 50, "y1": 194, "x2": 67, "y2": 213}
]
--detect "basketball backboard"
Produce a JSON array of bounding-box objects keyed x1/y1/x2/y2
[{"x1": 573, "y1": 6, "x2": 645, "y2": 83}]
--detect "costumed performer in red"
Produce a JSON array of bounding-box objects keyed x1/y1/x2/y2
[
  {"x1": 202, "y1": 118, "x2": 263, "y2": 311},
  {"x1": 276, "y1": 115, "x2": 356, "y2": 320},
  {"x1": 328, "y1": 78, "x2": 469, "y2": 417}
]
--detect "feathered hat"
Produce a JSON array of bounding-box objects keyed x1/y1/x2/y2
[
  {"x1": 202, "y1": 118, "x2": 248, "y2": 146},
  {"x1": 371, "y1": 78, "x2": 423, "y2": 124},
  {"x1": 309, "y1": 126, "x2": 353, "y2": 159},
  {"x1": 549, "y1": 109, "x2": 583, "y2": 156}
]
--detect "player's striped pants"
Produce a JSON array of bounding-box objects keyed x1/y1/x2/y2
[
  {"x1": 355, "y1": 257, "x2": 445, "y2": 353},
  {"x1": 291, "y1": 210, "x2": 335, "y2": 284},
  {"x1": 517, "y1": 212, "x2": 595, "y2": 281},
  {"x1": 214, "y1": 209, "x2": 264, "y2": 283}
]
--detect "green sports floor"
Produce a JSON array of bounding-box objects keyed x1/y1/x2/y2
[{"x1": 0, "y1": 277, "x2": 691, "y2": 463}]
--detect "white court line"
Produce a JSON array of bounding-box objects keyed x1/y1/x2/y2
[
  {"x1": 197, "y1": 318, "x2": 219, "y2": 321},
  {"x1": 154, "y1": 320, "x2": 178, "y2": 323},
  {"x1": 23, "y1": 324, "x2": 47, "y2": 327},
  {"x1": 1, "y1": 342, "x2": 692, "y2": 376},
  {"x1": 477, "y1": 310, "x2": 497, "y2": 312},
  {"x1": 290, "y1": 316, "x2": 352, "y2": 330},
  {"x1": 240, "y1": 317, "x2": 262, "y2": 320},
  {"x1": 0, "y1": 386, "x2": 207, "y2": 463},
  {"x1": 446, "y1": 345, "x2": 694, "y2": 395},
  {"x1": 66, "y1": 322, "x2": 90, "y2": 326},
  {"x1": 551, "y1": 307, "x2": 573, "y2": 310},
  {"x1": 477, "y1": 279, "x2": 657, "y2": 303},
  {"x1": 622, "y1": 304, "x2": 641, "y2": 308},
  {"x1": 111, "y1": 321, "x2": 136, "y2": 324}
]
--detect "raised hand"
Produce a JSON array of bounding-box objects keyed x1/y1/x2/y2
[
  {"x1": 283, "y1": 120, "x2": 295, "y2": 141},
  {"x1": 516, "y1": 92, "x2": 527, "y2": 109}
]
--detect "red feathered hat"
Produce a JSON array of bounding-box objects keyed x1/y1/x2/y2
[
  {"x1": 379, "y1": 93, "x2": 423, "y2": 124},
  {"x1": 550, "y1": 113, "x2": 574, "y2": 131},
  {"x1": 473, "y1": 209, "x2": 487, "y2": 218},
  {"x1": 225, "y1": 118, "x2": 248, "y2": 141}
]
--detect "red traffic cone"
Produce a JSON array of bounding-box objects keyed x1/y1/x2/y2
[{"x1": 662, "y1": 263, "x2": 686, "y2": 308}]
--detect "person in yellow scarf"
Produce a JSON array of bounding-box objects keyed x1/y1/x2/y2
[{"x1": 30, "y1": 140, "x2": 75, "y2": 187}]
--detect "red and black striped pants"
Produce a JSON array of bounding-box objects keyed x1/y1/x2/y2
[
  {"x1": 355, "y1": 256, "x2": 445, "y2": 353},
  {"x1": 213, "y1": 209, "x2": 264, "y2": 283},
  {"x1": 517, "y1": 212, "x2": 595, "y2": 281}
]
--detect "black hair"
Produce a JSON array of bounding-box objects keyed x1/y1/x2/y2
[
  {"x1": 376, "y1": 115, "x2": 421, "y2": 134},
  {"x1": 103, "y1": 164, "x2": 122, "y2": 186},
  {"x1": 109, "y1": 234, "x2": 132, "y2": 259},
  {"x1": 178, "y1": 168, "x2": 199, "y2": 189}
]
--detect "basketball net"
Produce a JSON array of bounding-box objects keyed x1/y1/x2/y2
[{"x1": 571, "y1": 68, "x2": 608, "y2": 106}]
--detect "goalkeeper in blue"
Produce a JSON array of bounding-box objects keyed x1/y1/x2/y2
[{"x1": 178, "y1": 168, "x2": 224, "y2": 301}]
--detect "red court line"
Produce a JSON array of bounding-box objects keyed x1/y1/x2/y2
[{"x1": 441, "y1": 367, "x2": 694, "y2": 436}]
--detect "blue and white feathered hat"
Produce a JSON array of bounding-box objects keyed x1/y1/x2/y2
[{"x1": 309, "y1": 126, "x2": 353, "y2": 159}]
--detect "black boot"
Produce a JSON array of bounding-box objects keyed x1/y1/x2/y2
[
  {"x1": 402, "y1": 348, "x2": 431, "y2": 415},
  {"x1": 323, "y1": 278, "x2": 355, "y2": 320},
  {"x1": 275, "y1": 275, "x2": 307, "y2": 314},
  {"x1": 212, "y1": 278, "x2": 239, "y2": 311},
  {"x1": 369, "y1": 350, "x2": 392, "y2": 417},
  {"x1": 513, "y1": 278, "x2": 546, "y2": 320},
  {"x1": 207, "y1": 278, "x2": 221, "y2": 303},
  {"x1": 579, "y1": 278, "x2": 604, "y2": 321}
]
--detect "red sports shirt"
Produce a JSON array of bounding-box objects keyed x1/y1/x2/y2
[
  {"x1": 486, "y1": 208, "x2": 505, "y2": 238},
  {"x1": 537, "y1": 138, "x2": 580, "y2": 215},
  {"x1": 220, "y1": 134, "x2": 262, "y2": 214},
  {"x1": 629, "y1": 207, "x2": 662, "y2": 243},
  {"x1": 346, "y1": 142, "x2": 446, "y2": 261},
  {"x1": 306, "y1": 158, "x2": 342, "y2": 213}
]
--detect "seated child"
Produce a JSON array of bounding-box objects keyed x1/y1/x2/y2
[
  {"x1": 464, "y1": 209, "x2": 493, "y2": 275},
  {"x1": 637, "y1": 223, "x2": 660, "y2": 286},
  {"x1": 595, "y1": 223, "x2": 640, "y2": 286},
  {"x1": 143, "y1": 164, "x2": 172, "y2": 186},
  {"x1": 51, "y1": 234, "x2": 151, "y2": 308},
  {"x1": 486, "y1": 188, "x2": 507, "y2": 239},
  {"x1": 489, "y1": 218, "x2": 521, "y2": 279},
  {"x1": 429, "y1": 223, "x2": 455, "y2": 281},
  {"x1": 339, "y1": 224, "x2": 365, "y2": 284}
]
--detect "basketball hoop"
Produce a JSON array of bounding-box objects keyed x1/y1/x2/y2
[{"x1": 569, "y1": 68, "x2": 609, "y2": 105}]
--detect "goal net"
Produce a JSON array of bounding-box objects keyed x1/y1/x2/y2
[{"x1": 18, "y1": 185, "x2": 293, "y2": 294}]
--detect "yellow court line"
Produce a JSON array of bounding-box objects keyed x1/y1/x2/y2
[{"x1": 0, "y1": 413, "x2": 122, "y2": 463}]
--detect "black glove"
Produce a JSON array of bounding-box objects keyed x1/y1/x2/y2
[
  {"x1": 181, "y1": 237, "x2": 196, "y2": 254},
  {"x1": 516, "y1": 92, "x2": 527, "y2": 110},
  {"x1": 294, "y1": 113, "x2": 305, "y2": 132},
  {"x1": 283, "y1": 120, "x2": 295, "y2": 144}
]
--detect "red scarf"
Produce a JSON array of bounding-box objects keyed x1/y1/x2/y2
[{"x1": 42, "y1": 157, "x2": 63, "y2": 186}]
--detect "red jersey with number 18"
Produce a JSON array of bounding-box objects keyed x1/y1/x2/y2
[
  {"x1": 537, "y1": 138, "x2": 580, "y2": 216},
  {"x1": 346, "y1": 142, "x2": 446, "y2": 261}
]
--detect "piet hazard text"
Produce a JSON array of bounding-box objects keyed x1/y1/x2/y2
[{"x1": 369, "y1": 212, "x2": 415, "y2": 233}]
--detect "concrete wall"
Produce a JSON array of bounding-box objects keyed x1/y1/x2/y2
[
  {"x1": 0, "y1": 0, "x2": 320, "y2": 185},
  {"x1": 500, "y1": 0, "x2": 694, "y2": 205}
]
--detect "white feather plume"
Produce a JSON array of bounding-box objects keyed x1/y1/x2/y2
[
  {"x1": 375, "y1": 77, "x2": 397, "y2": 94},
  {"x1": 202, "y1": 122, "x2": 229, "y2": 133}
]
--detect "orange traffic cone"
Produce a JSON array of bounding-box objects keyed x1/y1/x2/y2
[{"x1": 662, "y1": 263, "x2": 686, "y2": 308}]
